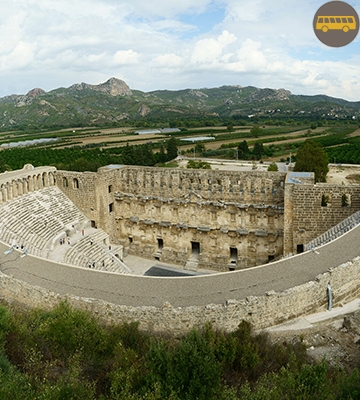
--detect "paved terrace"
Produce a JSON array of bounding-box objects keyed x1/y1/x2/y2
[{"x1": 0, "y1": 221, "x2": 359, "y2": 309}]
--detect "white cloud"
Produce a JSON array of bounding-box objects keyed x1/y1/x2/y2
[
  {"x1": 113, "y1": 50, "x2": 140, "y2": 65},
  {"x1": 0, "y1": 41, "x2": 34, "y2": 71},
  {"x1": 192, "y1": 30, "x2": 236, "y2": 63},
  {"x1": 223, "y1": 0, "x2": 265, "y2": 22},
  {"x1": 0, "y1": 0, "x2": 358, "y2": 101},
  {"x1": 152, "y1": 53, "x2": 184, "y2": 67}
]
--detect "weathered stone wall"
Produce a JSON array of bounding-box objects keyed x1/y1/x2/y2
[
  {"x1": 55, "y1": 170, "x2": 99, "y2": 225},
  {"x1": 1, "y1": 255, "x2": 359, "y2": 333},
  {"x1": 107, "y1": 166, "x2": 287, "y2": 270},
  {"x1": 113, "y1": 196, "x2": 284, "y2": 270},
  {"x1": 54, "y1": 165, "x2": 360, "y2": 269},
  {"x1": 284, "y1": 183, "x2": 360, "y2": 254},
  {"x1": 114, "y1": 166, "x2": 286, "y2": 204},
  {"x1": 56, "y1": 166, "x2": 287, "y2": 270}
]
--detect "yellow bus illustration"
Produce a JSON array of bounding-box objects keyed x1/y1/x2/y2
[{"x1": 316, "y1": 16, "x2": 356, "y2": 32}]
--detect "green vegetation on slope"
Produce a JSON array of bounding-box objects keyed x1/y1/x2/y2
[{"x1": 0, "y1": 302, "x2": 359, "y2": 399}]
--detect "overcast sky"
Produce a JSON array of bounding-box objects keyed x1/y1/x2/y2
[{"x1": 1, "y1": 0, "x2": 360, "y2": 100}]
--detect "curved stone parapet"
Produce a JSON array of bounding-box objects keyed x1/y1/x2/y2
[{"x1": 0, "y1": 221, "x2": 359, "y2": 332}]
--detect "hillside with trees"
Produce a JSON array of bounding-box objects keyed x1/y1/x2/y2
[
  {"x1": 1, "y1": 78, "x2": 360, "y2": 131},
  {"x1": 0, "y1": 302, "x2": 359, "y2": 399}
]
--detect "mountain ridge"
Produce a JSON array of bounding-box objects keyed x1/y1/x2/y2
[{"x1": 0, "y1": 77, "x2": 358, "y2": 129}]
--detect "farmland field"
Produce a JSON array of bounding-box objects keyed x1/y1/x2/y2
[{"x1": 0, "y1": 122, "x2": 359, "y2": 171}]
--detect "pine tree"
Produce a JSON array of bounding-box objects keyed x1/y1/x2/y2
[
  {"x1": 121, "y1": 143, "x2": 136, "y2": 165},
  {"x1": 253, "y1": 142, "x2": 264, "y2": 160},
  {"x1": 158, "y1": 144, "x2": 167, "y2": 163},
  {"x1": 166, "y1": 137, "x2": 178, "y2": 161},
  {"x1": 141, "y1": 144, "x2": 155, "y2": 166},
  {"x1": 237, "y1": 140, "x2": 249, "y2": 160},
  {"x1": 294, "y1": 140, "x2": 329, "y2": 183}
]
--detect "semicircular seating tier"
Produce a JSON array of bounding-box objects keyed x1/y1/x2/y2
[{"x1": 0, "y1": 186, "x2": 129, "y2": 274}]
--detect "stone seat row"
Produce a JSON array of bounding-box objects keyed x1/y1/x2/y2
[
  {"x1": 0, "y1": 205, "x2": 64, "y2": 249},
  {"x1": 0, "y1": 187, "x2": 88, "y2": 257},
  {"x1": 0, "y1": 213, "x2": 46, "y2": 251},
  {"x1": 63, "y1": 233, "x2": 128, "y2": 274},
  {"x1": 0, "y1": 186, "x2": 128, "y2": 274}
]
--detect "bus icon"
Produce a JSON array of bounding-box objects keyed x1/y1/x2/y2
[{"x1": 316, "y1": 16, "x2": 356, "y2": 32}]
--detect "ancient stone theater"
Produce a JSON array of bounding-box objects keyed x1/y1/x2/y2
[
  {"x1": 57, "y1": 164, "x2": 360, "y2": 269},
  {"x1": 0, "y1": 163, "x2": 360, "y2": 332}
]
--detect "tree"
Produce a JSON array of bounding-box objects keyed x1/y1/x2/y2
[
  {"x1": 253, "y1": 142, "x2": 264, "y2": 160},
  {"x1": 237, "y1": 140, "x2": 249, "y2": 160},
  {"x1": 140, "y1": 144, "x2": 155, "y2": 166},
  {"x1": 195, "y1": 142, "x2": 205, "y2": 154},
  {"x1": 250, "y1": 125, "x2": 262, "y2": 138},
  {"x1": 293, "y1": 140, "x2": 329, "y2": 183},
  {"x1": 341, "y1": 193, "x2": 349, "y2": 207},
  {"x1": 121, "y1": 143, "x2": 136, "y2": 165},
  {"x1": 227, "y1": 124, "x2": 234, "y2": 132},
  {"x1": 157, "y1": 144, "x2": 167, "y2": 163},
  {"x1": 166, "y1": 137, "x2": 178, "y2": 160}
]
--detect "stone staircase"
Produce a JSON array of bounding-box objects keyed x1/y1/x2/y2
[
  {"x1": 60, "y1": 229, "x2": 130, "y2": 274},
  {"x1": 305, "y1": 210, "x2": 360, "y2": 251}
]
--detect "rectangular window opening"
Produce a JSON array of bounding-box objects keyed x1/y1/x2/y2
[
  {"x1": 191, "y1": 241, "x2": 200, "y2": 259},
  {"x1": 230, "y1": 247, "x2": 238, "y2": 264}
]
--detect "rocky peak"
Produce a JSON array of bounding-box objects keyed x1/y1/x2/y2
[
  {"x1": 70, "y1": 77, "x2": 132, "y2": 96},
  {"x1": 276, "y1": 88, "x2": 292, "y2": 100},
  {"x1": 27, "y1": 88, "x2": 46, "y2": 97},
  {"x1": 97, "y1": 77, "x2": 132, "y2": 96}
]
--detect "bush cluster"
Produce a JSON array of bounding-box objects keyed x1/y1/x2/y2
[{"x1": 0, "y1": 302, "x2": 359, "y2": 399}]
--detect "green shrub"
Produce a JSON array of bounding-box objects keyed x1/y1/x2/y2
[
  {"x1": 267, "y1": 162, "x2": 278, "y2": 171},
  {"x1": 0, "y1": 306, "x2": 10, "y2": 353},
  {"x1": 170, "y1": 329, "x2": 222, "y2": 399},
  {"x1": 186, "y1": 160, "x2": 211, "y2": 169}
]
